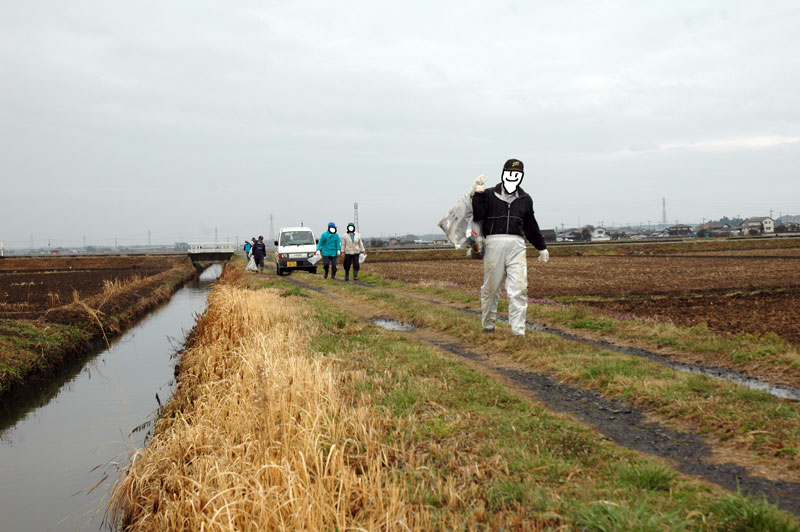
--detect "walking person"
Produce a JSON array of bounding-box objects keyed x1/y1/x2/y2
[
  {"x1": 251, "y1": 235, "x2": 267, "y2": 273},
  {"x1": 471, "y1": 158, "x2": 549, "y2": 336},
  {"x1": 317, "y1": 222, "x2": 341, "y2": 279},
  {"x1": 243, "y1": 240, "x2": 252, "y2": 257},
  {"x1": 340, "y1": 222, "x2": 365, "y2": 281}
]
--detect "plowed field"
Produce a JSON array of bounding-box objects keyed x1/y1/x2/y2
[
  {"x1": 0, "y1": 255, "x2": 187, "y2": 320},
  {"x1": 368, "y1": 254, "x2": 800, "y2": 344}
]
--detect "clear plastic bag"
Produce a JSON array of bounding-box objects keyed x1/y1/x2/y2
[
  {"x1": 358, "y1": 252, "x2": 367, "y2": 264},
  {"x1": 308, "y1": 252, "x2": 321, "y2": 265},
  {"x1": 246, "y1": 257, "x2": 258, "y2": 272},
  {"x1": 438, "y1": 192, "x2": 483, "y2": 256}
]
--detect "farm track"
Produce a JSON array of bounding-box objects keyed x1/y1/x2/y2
[
  {"x1": 367, "y1": 253, "x2": 800, "y2": 347},
  {"x1": 272, "y1": 269, "x2": 800, "y2": 516}
]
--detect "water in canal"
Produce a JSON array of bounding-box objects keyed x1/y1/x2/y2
[{"x1": 0, "y1": 264, "x2": 222, "y2": 532}]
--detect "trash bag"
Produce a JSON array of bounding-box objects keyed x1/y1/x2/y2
[
  {"x1": 358, "y1": 252, "x2": 367, "y2": 264},
  {"x1": 308, "y1": 252, "x2": 321, "y2": 265},
  {"x1": 246, "y1": 256, "x2": 258, "y2": 272},
  {"x1": 438, "y1": 192, "x2": 483, "y2": 257}
]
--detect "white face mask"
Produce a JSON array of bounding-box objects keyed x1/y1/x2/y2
[
  {"x1": 329, "y1": 227, "x2": 337, "y2": 234},
  {"x1": 501, "y1": 170, "x2": 523, "y2": 194}
]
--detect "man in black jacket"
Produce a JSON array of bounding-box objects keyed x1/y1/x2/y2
[
  {"x1": 251, "y1": 235, "x2": 267, "y2": 273},
  {"x1": 471, "y1": 158, "x2": 549, "y2": 336}
]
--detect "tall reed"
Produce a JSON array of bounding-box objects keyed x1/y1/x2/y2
[{"x1": 106, "y1": 285, "x2": 426, "y2": 531}]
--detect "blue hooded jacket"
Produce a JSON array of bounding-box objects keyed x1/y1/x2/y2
[{"x1": 317, "y1": 225, "x2": 341, "y2": 257}]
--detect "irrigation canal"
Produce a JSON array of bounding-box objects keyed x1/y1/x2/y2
[{"x1": 0, "y1": 264, "x2": 222, "y2": 532}]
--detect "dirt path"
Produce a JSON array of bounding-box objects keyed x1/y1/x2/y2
[
  {"x1": 275, "y1": 270, "x2": 800, "y2": 516},
  {"x1": 357, "y1": 282, "x2": 800, "y2": 399}
]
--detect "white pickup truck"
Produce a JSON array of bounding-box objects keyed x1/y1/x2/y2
[{"x1": 273, "y1": 227, "x2": 318, "y2": 276}]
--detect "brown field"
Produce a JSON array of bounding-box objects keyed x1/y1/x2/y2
[
  {"x1": 367, "y1": 254, "x2": 800, "y2": 345},
  {"x1": 0, "y1": 255, "x2": 188, "y2": 320}
]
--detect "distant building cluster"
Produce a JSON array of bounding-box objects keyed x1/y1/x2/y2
[{"x1": 555, "y1": 216, "x2": 800, "y2": 242}]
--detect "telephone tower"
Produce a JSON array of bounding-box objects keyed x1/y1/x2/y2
[
  {"x1": 661, "y1": 197, "x2": 667, "y2": 226},
  {"x1": 353, "y1": 202, "x2": 360, "y2": 230}
]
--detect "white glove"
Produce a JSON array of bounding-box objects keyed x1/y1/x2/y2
[
  {"x1": 538, "y1": 249, "x2": 549, "y2": 263},
  {"x1": 470, "y1": 174, "x2": 488, "y2": 195}
]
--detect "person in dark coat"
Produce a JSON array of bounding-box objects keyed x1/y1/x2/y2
[{"x1": 251, "y1": 235, "x2": 267, "y2": 273}]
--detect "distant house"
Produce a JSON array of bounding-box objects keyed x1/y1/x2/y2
[
  {"x1": 590, "y1": 227, "x2": 611, "y2": 241},
  {"x1": 697, "y1": 223, "x2": 731, "y2": 237},
  {"x1": 667, "y1": 225, "x2": 694, "y2": 237},
  {"x1": 741, "y1": 217, "x2": 774, "y2": 235},
  {"x1": 541, "y1": 229, "x2": 557, "y2": 242}
]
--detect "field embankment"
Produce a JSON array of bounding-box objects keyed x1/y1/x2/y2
[
  {"x1": 0, "y1": 255, "x2": 197, "y2": 401},
  {"x1": 107, "y1": 260, "x2": 800, "y2": 530}
]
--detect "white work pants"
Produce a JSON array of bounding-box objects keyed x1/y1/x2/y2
[{"x1": 481, "y1": 235, "x2": 528, "y2": 335}]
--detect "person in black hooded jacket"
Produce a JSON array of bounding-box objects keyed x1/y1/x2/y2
[{"x1": 471, "y1": 158, "x2": 549, "y2": 336}]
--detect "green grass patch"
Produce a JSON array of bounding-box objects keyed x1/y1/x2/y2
[
  {"x1": 0, "y1": 319, "x2": 90, "y2": 396},
  {"x1": 279, "y1": 286, "x2": 309, "y2": 298},
  {"x1": 252, "y1": 269, "x2": 798, "y2": 529},
  {"x1": 293, "y1": 272, "x2": 800, "y2": 471}
]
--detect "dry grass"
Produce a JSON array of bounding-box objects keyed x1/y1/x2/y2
[{"x1": 106, "y1": 284, "x2": 428, "y2": 531}]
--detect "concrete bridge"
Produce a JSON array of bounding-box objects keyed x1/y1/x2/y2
[{"x1": 188, "y1": 242, "x2": 236, "y2": 271}]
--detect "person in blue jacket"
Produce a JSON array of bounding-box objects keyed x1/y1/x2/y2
[{"x1": 317, "y1": 222, "x2": 342, "y2": 279}]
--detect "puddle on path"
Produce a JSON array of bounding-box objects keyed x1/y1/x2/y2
[{"x1": 371, "y1": 318, "x2": 416, "y2": 331}]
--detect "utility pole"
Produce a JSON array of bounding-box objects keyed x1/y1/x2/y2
[
  {"x1": 30, "y1": 234, "x2": 33, "y2": 252},
  {"x1": 148, "y1": 229, "x2": 151, "y2": 246},
  {"x1": 770, "y1": 209, "x2": 774, "y2": 219},
  {"x1": 214, "y1": 227, "x2": 218, "y2": 243},
  {"x1": 83, "y1": 234, "x2": 86, "y2": 249},
  {"x1": 115, "y1": 238, "x2": 118, "y2": 249},
  {"x1": 662, "y1": 197, "x2": 667, "y2": 226},
  {"x1": 269, "y1": 214, "x2": 274, "y2": 243}
]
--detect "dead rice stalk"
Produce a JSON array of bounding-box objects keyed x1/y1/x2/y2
[{"x1": 106, "y1": 285, "x2": 428, "y2": 531}]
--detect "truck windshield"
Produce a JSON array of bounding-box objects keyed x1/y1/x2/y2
[{"x1": 280, "y1": 231, "x2": 315, "y2": 246}]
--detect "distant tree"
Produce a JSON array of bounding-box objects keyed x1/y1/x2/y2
[
  {"x1": 696, "y1": 228, "x2": 709, "y2": 238},
  {"x1": 711, "y1": 216, "x2": 744, "y2": 227},
  {"x1": 581, "y1": 227, "x2": 592, "y2": 241},
  {"x1": 775, "y1": 224, "x2": 787, "y2": 233},
  {"x1": 748, "y1": 229, "x2": 760, "y2": 236}
]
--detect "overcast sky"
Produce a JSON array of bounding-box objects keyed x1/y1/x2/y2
[{"x1": 2, "y1": 1, "x2": 799, "y2": 248}]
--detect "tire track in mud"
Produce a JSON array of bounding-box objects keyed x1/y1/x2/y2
[
  {"x1": 417, "y1": 337, "x2": 800, "y2": 516},
  {"x1": 273, "y1": 271, "x2": 800, "y2": 515}
]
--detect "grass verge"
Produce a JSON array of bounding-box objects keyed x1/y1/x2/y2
[
  {"x1": 107, "y1": 265, "x2": 800, "y2": 530},
  {"x1": 300, "y1": 272, "x2": 800, "y2": 473}
]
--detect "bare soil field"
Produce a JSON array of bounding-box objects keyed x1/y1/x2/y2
[
  {"x1": 0, "y1": 255, "x2": 196, "y2": 400},
  {"x1": 593, "y1": 287, "x2": 800, "y2": 344},
  {"x1": 368, "y1": 254, "x2": 800, "y2": 344},
  {"x1": 0, "y1": 255, "x2": 187, "y2": 320}
]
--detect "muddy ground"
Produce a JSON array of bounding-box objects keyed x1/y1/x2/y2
[{"x1": 368, "y1": 254, "x2": 800, "y2": 345}]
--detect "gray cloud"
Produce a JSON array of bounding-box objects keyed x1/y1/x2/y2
[{"x1": 2, "y1": 1, "x2": 799, "y2": 248}]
